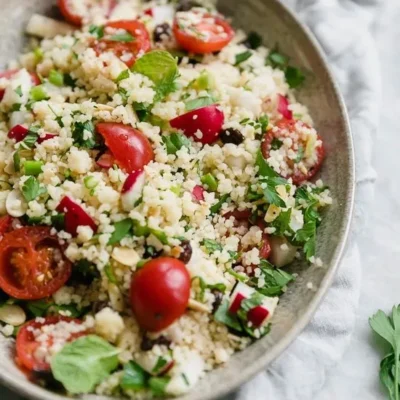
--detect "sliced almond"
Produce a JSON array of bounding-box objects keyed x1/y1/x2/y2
[
  {"x1": 111, "y1": 247, "x2": 140, "y2": 268},
  {"x1": 188, "y1": 299, "x2": 211, "y2": 313},
  {"x1": 276, "y1": 185, "x2": 288, "y2": 202},
  {"x1": 26, "y1": 14, "x2": 75, "y2": 38},
  {"x1": 0, "y1": 304, "x2": 26, "y2": 326}
]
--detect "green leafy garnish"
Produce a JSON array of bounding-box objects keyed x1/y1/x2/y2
[
  {"x1": 21, "y1": 176, "x2": 46, "y2": 202},
  {"x1": 210, "y1": 194, "x2": 230, "y2": 214},
  {"x1": 267, "y1": 49, "x2": 289, "y2": 69},
  {"x1": 185, "y1": 95, "x2": 215, "y2": 111},
  {"x1": 104, "y1": 263, "x2": 117, "y2": 284},
  {"x1": 15, "y1": 85, "x2": 23, "y2": 96},
  {"x1": 108, "y1": 219, "x2": 133, "y2": 245},
  {"x1": 11, "y1": 103, "x2": 21, "y2": 112},
  {"x1": 255, "y1": 150, "x2": 279, "y2": 178},
  {"x1": 285, "y1": 66, "x2": 305, "y2": 89},
  {"x1": 109, "y1": 32, "x2": 134, "y2": 42},
  {"x1": 132, "y1": 50, "x2": 179, "y2": 102},
  {"x1": 234, "y1": 51, "x2": 253, "y2": 66},
  {"x1": 51, "y1": 213, "x2": 65, "y2": 231},
  {"x1": 51, "y1": 335, "x2": 120, "y2": 394},
  {"x1": 369, "y1": 306, "x2": 400, "y2": 400},
  {"x1": 89, "y1": 24, "x2": 104, "y2": 39},
  {"x1": 270, "y1": 208, "x2": 292, "y2": 236},
  {"x1": 162, "y1": 132, "x2": 191, "y2": 155},
  {"x1": 214, "y1": 300, "x2": 243, "y2": 332},
  {"x1": 271, "y1": 138, "x2": 283, "y2": 150},
  {"x1": 149, "y1": 376, "x2": 170, "y2": 397},
  {"x1": 49, "y1": 69, "x2": 64, "y2": 87},
  {"x1": 243, "y1": 32, "x2": 262, "y2": 49},
  {"x1": 115, "y1": 69, "x2": 130, "y2": 83},
  {"x1": 260, "y1": 176, "x2": 287, "y2": 207},
  {"x1": 201, "y1": 239, "x2": 223, "y2": 254},
  {"x1": 121, "y1": 361, "x2": 148, "y2": 391},
  {"x1": 200, "y1": 173, "x2": 218, "y2": 192},
  {"x1": 293, "y1": 219, "x2": 316, "y2": 260},
  {"x1": 193, "y1": 276, "x2": 226, "y2": 302},
  {"x1": 72, "y1": 120, "x2": 97, "y2": 149}
]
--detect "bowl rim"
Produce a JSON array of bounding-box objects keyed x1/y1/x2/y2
[{"x1": 0, "y1": 0, "x2": 355, "y2": 399}]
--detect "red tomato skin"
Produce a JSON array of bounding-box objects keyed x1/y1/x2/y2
[
  {"x1": 261, "y1": 119, "x2": 325, "y2": 185},
  {"x1": 95, "y1": 20, "x2": 151, "y2": 67},
  {"x1": 8, "y1": 125, "x2": 29, "y2": 142},
  {"x1": 0, "y1": 215, "x2": 14, "y2": 236},
  {"x1": 16, "y1": 316, "x2": 87, "y2": 372},
  {"x1": 0, "y1": 227, "x2": 72, "y2": 300},
  {"x1": 58, "y1": 0, "x2": 83, "y2": 26},
  {"x1": 97, "y1": 123, "x2": 154, "y2": 173},
  {"x1": 56, "y1": 196, "x2": 98, "y2": 236},
  {"x1": 130, "y1": 257, "x2": 191, "y2": 332},
  {"x1": 192, "y1": 185, "x2": 205, "y2": 202},
  {"x1": 37, "y1": 133, "x2": 57, "y2": 144},
  {"x1": 173, "y1": 14, "x2": 234, "y2": 54},
  {"x1": 169, "y1": 105, "x2": 224, "y2": 145}
]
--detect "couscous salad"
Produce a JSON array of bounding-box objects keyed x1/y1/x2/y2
[{"x1": 0, "y1": 0, "x2": 331, "y2": 397}]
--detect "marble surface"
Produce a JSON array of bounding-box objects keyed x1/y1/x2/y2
[{"x1": 2, "y1": 1, "x2": 399, "y2": 399}]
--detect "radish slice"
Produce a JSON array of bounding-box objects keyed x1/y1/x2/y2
[
  {"x1": 56, "y1": 196, "x2": 97, "y2": 236},
  {"x1": 277, "y1": 94, "x2": 293, "y2": 120},
  {"x1": 121, "y1": 170, "x2": 145, "y2": 211},
  {"x1": 136, "y1": 352, "x2": 174, "y2": 376},
  {"x1": 192, "y1": 185, "x2": 205, "y2": 202},
  {"x1": 37, "y1": 133, "x2": 57, "y2": 144},
  {"x1": 8, "y1": 125, "x2": 29, "y2": 142},
  {"x1": 96, "y1": 151, "x2": 115, "y2": 169},
  {"x1": 228, "y1": 281, "x2": 279, "y2": 327},
  {"x1": 269, "y1": 236, "x2": 298, "y2": 268},
  {"x1": 170, "y1": 105, "x2": 224, "y2": 145}
]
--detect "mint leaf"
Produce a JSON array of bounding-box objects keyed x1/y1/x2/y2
[
  {"x1": 132, "y1": 50, "x2": 179, "y2": 102},
  {"x1": 267, "y1": 49, "x2": 289, "y2": 69},
  {"x1": 121, "y1": 361, "x2": 148, "y2": 391},
  {"x1": 185, "y1": 96, "x2": 215, "y2": 111},
  {"x1": 51, "y1": 335, "x2": 120, "y2": 394},
  {"x1": 108, "y1": 219, "x2": 133, "y2": 245}
]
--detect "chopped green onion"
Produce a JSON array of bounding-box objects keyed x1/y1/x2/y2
[
  {"x1": 23, "y1": 160, "x2": 43, "y2": 176},
  {"x1": 170, "y1": 185, "x2": 181, "y2": 195},
  {"x1": 83, "y1": 176, "x2": 98, "y2": 190},
  {"x1": 30, "y1": 85, "x2": 48, "y2": 102},
  {"x1": 210, "y1": 194, "x2": 229, "y2": 214},
  {"x1": 33, "y1": 47, "x2": 44, "y2": 63},
  {"x1": 49, "y1": 70, "x2": 64, "y2": 87},
  {"x1": 200, "y1": 173, "x2": 218, "y2": 192}
]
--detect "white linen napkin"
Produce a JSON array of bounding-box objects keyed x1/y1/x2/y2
[{"x1": 228, "y1": 0, "x2": 381, "y2": 399}]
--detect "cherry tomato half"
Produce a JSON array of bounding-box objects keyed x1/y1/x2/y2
[
  {"x1": 97, "y1": 123, "x2": 154, "y2": 173},
  {"x1": 261, "y1": 119, "x2": 325, "y2": 185},
  {"x1": 16, "y1": 316, "x2": 87, "y2": 372},
  {"x1": 173, "y1": 12, "x2": 234, "y2": 54},
  {"x1": 0, "y1": 215, "x2": 14, "y2": 236},
  {"x1": 0, "y1": 227, "x2": 72, "y2": 300},
  {"x1": 58, "y1": 0, "x2": 117, "y2": 26},
  {"x1": 94, "y1": 20, "x2": 151, "y2": 67},
  {"x1": 130, "y1": 257, "x2": 190, "y2": 332}
]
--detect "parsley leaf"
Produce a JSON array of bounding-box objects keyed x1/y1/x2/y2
[
  {"x1": 162, "y1": 132, "x2": 191, "y2": 155},
  {"x1": 267, "y1": 49, "x2": 289, "y2": 69},
  {"x1": 255, "y1": 150, "x2": 279, "y2": 178},
  {"x1": 132, "y1": 50, "x2": 179, "y2": 102},
  {"x1": 185, "y1": 95, "x2": 216, "y2": 111},
  {"x1": 285, "y1": 66, "x2": 305, "y2": 89},
  {"x1": 15, "y1": 85, "x2": 23, "y2": 96},
  {"x1": 108, "y1": 219, "x2": 133, "y2": 245},
  {"x1": 72, "y1": 120, "x2": 97, "y2": 149},
  {"x1": 214, "y1": 300, "x2": 243, "y2": 332},
  {"x1": 202, "y1": 239, "x2": 222, "y2": 254},
  {"x1": 293, "y1": 219, "x2": 316, "y2": 260},
  {"x1": 271, "y1": 138, "x2": 283, "y2": 150},
  {"x1": 234, "y1": 51, "x2": 253, "y2": 66},
  {"x1": 260, "y1": 176, "x2": 287, "y2": 207},
  {"x1": 89, "y1": 24, "x2": 104, "y2": 39},
  {"x1": 21, "y1": 176, "x2": 46, "y2": 202},
  {"x1": 115, "y1": 69, "x2": 130, "y2": 83}
]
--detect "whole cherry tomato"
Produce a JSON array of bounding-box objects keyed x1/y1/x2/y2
[
  {"x1": 173, "y1": 11, "x2": 234, "y2": 54},
  {"x1": 0, "y1": 227, "x2": 72, "y2": 300},
  {"x1": 97, "y1": 123, "x2": 154, "y2": 173},
  {"x1": 130, "y1": 257, "x2": 190, "y2": 332}
]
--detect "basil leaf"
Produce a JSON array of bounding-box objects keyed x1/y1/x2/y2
[
  {"x1": 21, "y1": 176, "x2": 46, "y2": 202},
  {"x1": 132, "y1": 50, "x2": 179, "y2": 102},
  {"x1": 185, "y1": 96, "x2": 215, "y2": 111},
  {"x1": 214, "y1": 299, "x2": 243, "y2": 332},
  {"x1": 234, "y1": 51, "x2": 253, "y2": 66},
  {"x1": 109, "y1": 32, "x2": 134, "y2": 42},
  {"x1": 285, "y1": 66, "x2": 305, "y2": 89},
  {"x1": 202, "y1": 239, "x2": 222, "y2": 254},
  {"x1": 121, "y1": 361, "x2": 148, "y2": 391},
  {"x1": 108, "y1": 218, "x2": 133, "y2": 245},
  {"x1": 51, "y1": 335, "x2": 120, "y2": 394},
  {"x1": 72, "y1": 120, "x2": 97, "y2": 149}
]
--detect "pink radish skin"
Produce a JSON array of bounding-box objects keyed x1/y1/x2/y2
[
  {"x1": 192, "y1": 185, "x2": 205, "y2": 202},
  {"x1": 96, "y1": 152, "x2": 115, "y2": 169},
  {"x1": 247, "y1": 305, "x2": 270, "y2": 327},
  {"x1": 37, "y1": 133, "x2": 57, "y2": 144},
  {"x1": 8, "y1": 125, "x2": 29, "y2": 142},
  {"x1": 121, "y1": 170, "x2": 145, "y2": 211},
  {"x1": 277, "y1": 94, "x2": 293, "y2": 120}
]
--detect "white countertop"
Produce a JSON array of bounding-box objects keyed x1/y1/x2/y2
[{"x1": 2, "y1": 2, "x2": 399, "y2": 400}]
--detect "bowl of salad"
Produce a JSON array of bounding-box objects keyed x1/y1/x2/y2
[{"x1": 0, "y1": 0, "x2": 354, "y2": 399}]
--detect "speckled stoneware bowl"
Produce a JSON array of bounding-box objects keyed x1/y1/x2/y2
[{"x1": 0, "y1": 0, "x2": 355, "y2": 399}]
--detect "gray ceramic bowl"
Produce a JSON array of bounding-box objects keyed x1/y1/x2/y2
[{"x1": 0, "y1": 0, "x2": 355, "y2": 399}]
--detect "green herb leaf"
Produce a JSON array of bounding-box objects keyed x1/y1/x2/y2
[
  {"x1": 51, "y1": 335, "x2": 120, "y2": 394},
  {"x1": 150, "y1": 228, "x2": 169, "y2": 245},
  {"x1": 294, "y1": 220, "x2": 316, "y2": 260},
  {"x1": 243, "y1": 32, "x2": 262, "y2": 49},
  {"x1": 267, "y1": 49, "x2": 289, "y2": 69},
  {"x1": 149, "y1": 376, "x2": 170, "y2": 397},
  {"x1": 202, "y1": 239, "x2": 222, "y2": 254},
  {"x1": 255, "y1": 150, "x2": 279, "y2": 178},
  {"x1": 11, "y1": 103, "x2": 21, "y2": 112},
  {"x1": 132, "y1": 50, "x2": 179, "y2": 102},
  {"x1": 234, "y1": 51, "x2": 253, "y2": 66},
  {"x1": 64, "y1": 73, "x2": 77, "y2": 88},
  {"x1": 72, "y1": 120, "x2": 97, "y2": 149},
  {"x1": 270, "y1": 208, "x2": 292, "y2": 236},
  {"x1": 115, "y1": 69, "x2": 130, "y2": 83},
  {"x1": 285, "y1": 66, "x2": 305, "y2": 89},
  {"x1": 152, "y1": 357, "x2": 168, "y2": 374},
  {"x1": 21, "y1": 176, "x2": 46, "y2": 202},
  {"x1": 15, "y1": 85, "x2": 23, "y2": 97},
  {"x1": 49, "y1": 69, "x2": 64, "y2": 87},
  {"x1": 294, "y1": 145, "x2": 304, "y2": 163},
  {"x1": 89, "y1": 24, "x2": 104, "y2": 39},
  {"x1": 121, "y1": 361, "x2": 148, "y2": 391},
  {"x1": 210, "y1": 194, "x2": 230, "y2": 214},
  {"x1": 108, "y1": 219, "x2": 133, "y2": 245},
  {"x1": 200, "y1": 173, "x2": 218, "y2": 192},
  {"x1": 260, "y1": 176, "x2": 287, "y2": 208},
  {"x1": 109, "y1": 32, "x2": 134, "y2": 42},
  {"x1": 162, "y1": 132, "x2": 191, "y2": 155},
  {"x1": 257, "y1": 114, "x2": 269, "y2": 133},
  {"x1": 271, "y1": 138, "x2": 283, "y2": 150},
  {"x1": 26, "y1": 299, "x2": 52, "y2": 317},
  {"x1": 379, "y1": 353, "x2": 397, "y2": 400},
  {"x1": 185, "y1": 96, "x2": 215, "y2": 111},
  {"x1": 51, "y1": 213, "x2": 65, "y2": 231},
  {"x1": 214, "y1": 299, "x2": 243, "y2": 332}
]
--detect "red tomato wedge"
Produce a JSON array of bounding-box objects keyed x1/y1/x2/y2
[
  {"x1": 130, "y1": 257, "x2": 190, "y2": 332},
  {"x1": 0, "y1": 70, "x2": 40, "y2": 101},
  {"x1": 261, "y1": 119, "x2": 325, "y2": 185},
  {"x1": 96, "y1": 123, "x2": 154, "y2": 173},
  {"x1": 0, "y1": 215, "x2": 14, "y2": 236},
  {"x1": 8, "y1": 125, "x2": 29, "y2": 142},
  {"x1": 58, "y1": 0, "x2": 117, "y2": 26},
  {"x1": 56, "y1": 196, "x2": 98, "y2": 236},
  {"x1": 173, "y1": 12, "x2": 234, "y2": 54},
  {"x1": 16, "y1": 316, "x2": 88, "y2": 372},
  {"x1": 170, "y1": 105, "x2": 224, "y2": 145},
  {"x1": 94, "y1": 20, "x2": 151, "y2": 67},
  {"x1": 0, "y1": 227, "x2": 72, "y2": 300}
]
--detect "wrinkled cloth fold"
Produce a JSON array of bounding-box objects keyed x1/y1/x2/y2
[{"x1": 229, "y1": 0, "x2": 381, "y2": 399}]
